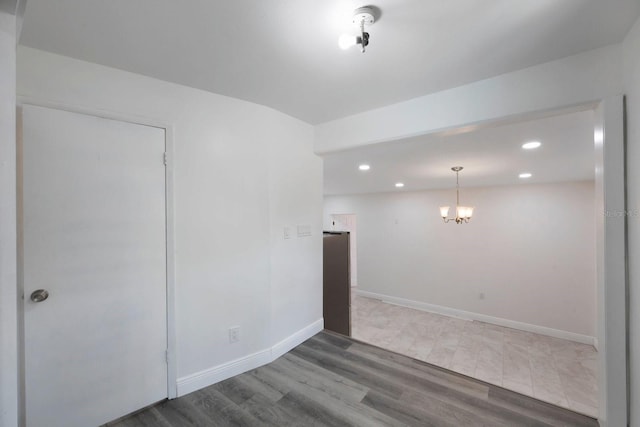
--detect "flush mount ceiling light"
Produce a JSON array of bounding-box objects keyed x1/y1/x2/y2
[
  {"x1": 519, "y1": 172, "x2": 532, "y2": 179},
  {"x1": 395, "y1": 182, "x2": 404, "y2": 188},
  {"x1": 338, "y1": 7, "x2": 376, "y2": 53},
  {"x1": 440, "y1": 166, "x2": 474, "y2": 224},
  {"x1": 358, "y1": 164, "x2": 371, "y2": 171}
]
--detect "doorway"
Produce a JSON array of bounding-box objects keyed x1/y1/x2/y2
[
  {"x1": 322, "y1": 98, "x2": 627, "y2": 422},
  {"x1": 20, "y1": 105, "x2": 170, "y2": 427}
]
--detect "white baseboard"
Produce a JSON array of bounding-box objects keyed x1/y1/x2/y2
[
  {"x1": 356, "y1": 290, "x2": 596, "y2": 346},
  {"x1": 176, "y1": 349, "x2": 272, "y2": 396},
  {"x1": 176, "y1": 318, "x2": 324, "y2": 397},
  {"x1": 271, "y1": 318, "x2": 324, "y2": 360}
]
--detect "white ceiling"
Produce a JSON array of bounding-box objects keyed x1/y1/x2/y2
[
  {"x1": 19, "y1": 1, "x2": 639, "y2": 124},
  {"x1": 323, "y1": 109, "x2": 595, "y2": 195}
]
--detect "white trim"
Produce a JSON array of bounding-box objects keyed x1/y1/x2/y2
[
  {"x1": 17, "y1": 98, "x2": 179, "y2": 401},
  {"x1": 163, "y1": 126, "x2": 177, "y2": 399},
  {"x1": 176, "y1": 349, "x2": 272, "y2": 396},
  {"x1": 176, "y1": 318, "x2": 324, "y2": 397},
  {"x1": 17, "y1": 96, "x2": 171, "y2": 131},
  {"x1": 355, "y1": 289, "x2": 596, "y2": 346},
  {"x1": 271, "y1": 318, "x2": 324, "y2": 360},
  {"x1": 594, "y1": 95, "x2": 627, "y2": 426}
]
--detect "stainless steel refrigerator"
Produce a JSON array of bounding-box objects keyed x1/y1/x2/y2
[{"x1": 323, "y1": 231, "x2": 351, "y2": 336}]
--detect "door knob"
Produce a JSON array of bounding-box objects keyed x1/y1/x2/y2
[{"x1": 30, "y1": 289, "x2": 49, "y2": 303}]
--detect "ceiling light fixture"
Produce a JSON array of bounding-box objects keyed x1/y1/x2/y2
[
  {"x1": 440, "y1": 166, "x2": 474, "y2": 224},
  {"x1": 338, "y1": 7, "x2": 376, "y2": 53},
  {"x1": 395, "y1": 182, "x2": 404, "y2": 188},
  {"x1": 519, "y1": 172, "x2": 532, "y2": 179},
  {"x1": 522, "y1": 141, "x2": 541, "y2": 150},
  {"x1": 359, "y1": 164, "x2": 370, "y2": 171}
]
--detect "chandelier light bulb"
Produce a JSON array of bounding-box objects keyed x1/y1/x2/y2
[
  {"x1": 457, "y1": 206, "x2": 474, "y2": 219},
  {"x1": 339, "y1": 7, "x2": 375, "y2": 53},
  {"x1": 338, "y1": 34, "x2": 358, "y2": 50}
]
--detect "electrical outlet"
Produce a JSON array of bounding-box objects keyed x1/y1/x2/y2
[{"x1": 229, "y1": 326, "x2": 240, "y2": 343}]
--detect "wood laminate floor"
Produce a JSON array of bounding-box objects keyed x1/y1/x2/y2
[{"x1": 104, "y1": 331, "x2": 597, "y2": 427}]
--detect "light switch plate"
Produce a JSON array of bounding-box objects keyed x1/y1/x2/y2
[{"x1": 297, "y1": 225, "x2": 312, "y2": 237}]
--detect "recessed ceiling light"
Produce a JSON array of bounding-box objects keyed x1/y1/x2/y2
[
  {"x1": 522, "y1": 141, "x2": 541, "y2": 150},
  {"x1": 519, "y1": 173, "x2": 532, "y2": 179},
  {"x1": 395, "y1": 182, "x2": 404, "y2": 188},
  {"x1": 358, "y1": 164, "x2": 370, "y2": 171}
]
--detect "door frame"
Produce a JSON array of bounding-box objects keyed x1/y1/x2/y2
[
  {"x1": 16, "y1": 98, "x2": 178, "y2": 422},
  {"x1": 594, "y1": 95, "x2": 628, "y2": 427}
]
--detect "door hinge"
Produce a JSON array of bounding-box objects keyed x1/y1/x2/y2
[{"x1": 163, "y1": 152, "x2": 168, "y2": 166}]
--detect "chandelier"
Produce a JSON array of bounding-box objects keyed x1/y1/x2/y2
[{"x1": 439, "y1": 166, "x2": 474, "y2": 224}]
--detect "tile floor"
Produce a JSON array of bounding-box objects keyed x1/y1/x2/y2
[{"x1": 350, "y1": 291, "x2": 598, "y2": 418}]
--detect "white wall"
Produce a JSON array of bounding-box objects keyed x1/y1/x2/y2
[
  {"x1": 268, "y1": 118, "x2": 323, "y2": 348},
  {"x1": 623, "y1": 15, "x2": 640, "y2": 427},
  {"x1": 16, "y1": 47, "x2": 322, "y2": 394},
  {"x1": 315, "y1": 44, "x2": 622, "y2": 154},
  {"x1": 324, "y1": 181, "x2": 596, "y2": 337},
  {"x1": 0, "y1": 8, "x2": 18, "y2": 427}
]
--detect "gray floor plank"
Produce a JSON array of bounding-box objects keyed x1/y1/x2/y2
[
  {"x1": 310, "y1": 329, "x2": 354, "y2": 349},
  {"x1": 345, "y1": 339, "x2": 491, "y2": 400},
  {"x1": 150, "y1": 399, "x2": 211, "y2": 427},
  {"x1": 275, "y1": 390, "x2": 348, "y2": 427},
  {"x1": 347, "y1": 338, "x2": 489, "y2": 395},
  {"x1": 183, "y1": 387, "x2": 262, "y2": 426},
  {"x1": 302, "y1": 333, "x2": 494, "y2": 405},
  {"x1": 276, "y1": 353, "x2": 370, "y2": 402},
  {"x1": 291, "y1": 341, "x2": 407, "y2": 399},
  {"x1": 260, "y1": 359, "x2": 406, "y2": 427},
  {"x1": 238, "y1": 393, "x2": 298, "y2": 427},
  {"x1": 362, "y1": 388, "x2": 459, "y2": 427},
  {"x1": 106, "y1": 407, "x2": 173, "y2": 427},
  {"x1": 233, "y1": 371, "x2": 285, "y2": 403},
  {"x1": 400, "y1": 388, "x2": 540, "y2": 427},
  {"x1": 213, "y1": 376, "x2": 259, "y2": 406},
  {"x1": 486, "y1": 384, "x2": 598, "y2": 427},
  {"x1": 103, "y1": 331, "x2": 599, "y2": 427}
]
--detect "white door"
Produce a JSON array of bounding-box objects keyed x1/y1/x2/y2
[{"x1": 21, "y1": 105, "x2": 168, "y2": 427}]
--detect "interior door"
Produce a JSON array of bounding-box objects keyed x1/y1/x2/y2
[{"x1": 21, "y1": 105, "x2": 168, "y2": 427}]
